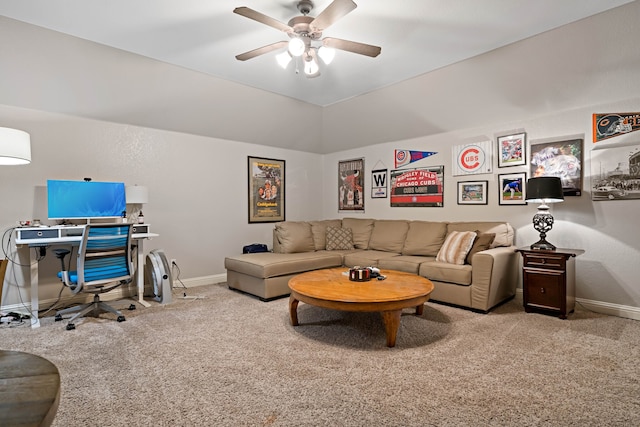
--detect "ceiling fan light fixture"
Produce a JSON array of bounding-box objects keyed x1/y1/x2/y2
[
  {"x1": 317, "y1": 46, "x2": 335, "y2": 65},
  {"x1": 276, "y1": 50, "x2": 292, "y2": 69},
  {"x1": 288, "y1": 38, "x2": 305, "y2": 57},
  {"x1": 304, "y1": 57, "x2": 320, "y2": 76}
]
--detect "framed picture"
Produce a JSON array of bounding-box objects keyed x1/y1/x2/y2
[
  {"x1": 529, "y1": 138, "x2": 583, "y2": 196},
  {"x1": 452, "y1": 141, "x2": 493, "y2": 176},
  {"x1": 339, "y1": 158, "x2": 365, "y2": 212},
  {"x1": 247, "y1": 156, "x2": 285, "y2": 223},
  {"x1": 457, "y1": 180, "x2": 488, "y2": 205},
  {"x1": 498, "y1": 132, "x2": 527, "y2": 167},
  {"x1": 390, "y1": 166, "x2": 444, "y2": 207},
  {"x1": 498, "y1": 172, "x2": 527, "y2": 205},
  {"x1": 590, "y1": 142, "x2": 640, "y2": 201},
  {"x1": 371, "y1": 169, "x2": 388, "y2": 198}
]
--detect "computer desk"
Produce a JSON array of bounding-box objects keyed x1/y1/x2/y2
[{"x1": 14, "y1": 225, "x2": 159, "y2": 328}]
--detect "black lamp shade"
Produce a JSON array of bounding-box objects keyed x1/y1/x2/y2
[{"x1": 526, "y1": 177, "x2": 564, "y2": 203}]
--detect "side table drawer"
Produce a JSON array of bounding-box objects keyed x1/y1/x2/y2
[
  {"x1": 524, "y1": 270, "x2": 563, "y2": 309},
  {"x1": 522, "y1": 253, "x2": 566, "y2": 270}
]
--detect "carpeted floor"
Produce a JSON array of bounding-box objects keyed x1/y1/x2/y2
[{"x1": 2, "y1": 283, "x2": 639, "y2": 426}]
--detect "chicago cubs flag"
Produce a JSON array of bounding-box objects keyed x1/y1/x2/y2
[{"x1": 394, "y1": 150, "x2": 437, "y2": 168}]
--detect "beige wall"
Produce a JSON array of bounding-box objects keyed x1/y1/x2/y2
[
  {"x1": 0, "y1": 105, "x2": 325, "y2": 308},
  {"x1": 321, "y1": 1, "x2": 640, "y2": 153}
]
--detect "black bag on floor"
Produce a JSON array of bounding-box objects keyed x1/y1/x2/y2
[{"x1": 243, "y1": 243, "x2": 268, "y2": 254}]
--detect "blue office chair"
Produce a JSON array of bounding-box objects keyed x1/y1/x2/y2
[{"x1": 54, "y1": 223, "x2": 134, "y2": 330}]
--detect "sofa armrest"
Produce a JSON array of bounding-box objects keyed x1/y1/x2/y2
[{"x1": 469, "y1": 246, "x2": 518, "y2": 311}]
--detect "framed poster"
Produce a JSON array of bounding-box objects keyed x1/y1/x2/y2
[
  {"x1": 590, "y1": 142, "x2": 640, "y2": 201},
  {"x1": 247, "y1": 156, "x2": 285, "y2": 223},
  {"x1": 498, "y1": 132, "x2": 527, "y2": 167},
  {"x1": 498, "y1": 172, "x2": 527, "y2": 205},
  {"x1": 530, "y1": 138, "x2": 583, "y2": 196},
  {"x1": 390, "y1": 166, "x2": 444, "y2": 207},
  {"x1": 338, "y1": 158, "x2": 365, "y2": 212},
  {"x1": 457, "y1": 180, "x2": 488, "y2": 205}
]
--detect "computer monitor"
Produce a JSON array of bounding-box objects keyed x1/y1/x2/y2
[{"x1": 47, "y1": 180, "x2": 126, "y2": 220}]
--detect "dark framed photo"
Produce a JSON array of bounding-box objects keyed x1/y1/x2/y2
[
  {"x1": 339, "y1": 158, "x2": 365, "y2": 212},
  {"x1": 247, "y1": 156, "x2": 285, "y2": 223},
  {"x1": 530, "y1": 138, "x2": 583, "y2": 196},
  {"x1": 590, "y1": 142, "x2": 640, "y2": 201},
  {"x1": 498, "y1": 132, "x2": 527, "y2": 167},
  {"x1": 498, "y1": 172, "x2": 527, "y2": 205},
  {"x1": 457, "y1": 180, "x2": 488, "y2": 205}
]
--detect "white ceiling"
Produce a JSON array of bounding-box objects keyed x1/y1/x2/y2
[{"x1": 0, "y1": 0, "x2": 634, "y2": 107}]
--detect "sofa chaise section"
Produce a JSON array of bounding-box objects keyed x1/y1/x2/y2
[{"x1": 225, "y1": 251, "x2": 342, "y2": 300}]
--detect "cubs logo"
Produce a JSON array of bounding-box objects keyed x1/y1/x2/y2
[{"x1": 458, "y1": 145, "x2": 485, "y2": 172}]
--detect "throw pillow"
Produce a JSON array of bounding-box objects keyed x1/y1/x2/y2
[
  {"x1": 274, "y1": 221, "x2": 315, "y2": 253},
  {"x1": 436, "y1": 231, "x2": 477, "y2": 265},
  {"x1": 325, "y1": 227, "x2": 354, "y2": 251},
  {"x1": 465, "y1": 231, "x2": 496, "y2": 265}
]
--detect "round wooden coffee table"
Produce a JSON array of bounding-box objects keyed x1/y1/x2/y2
[
  {"x1": 0, "y1": 350, "x2": 61, "y2": 426},
  {"x1": 288, "y1": 268, "x2": 434, "y2": 347}
]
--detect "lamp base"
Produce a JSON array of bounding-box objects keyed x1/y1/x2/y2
[
  {"x1": 530, "y1": 238, "x2": 556, "y2": 251},
  {"x1": 531, "y1": 207, "x2": 556, "y2": 251}
]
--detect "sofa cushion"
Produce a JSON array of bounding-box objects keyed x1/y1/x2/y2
[
  {"x1": 465, "y1": 231, "x2": 496, "y2": 265},
  {"x1": 378, "y1": 255, "x2": 435, "y2": 275},
  {"x1": 274, "y1": 221, "x2": 315, "y2": 254},
  {"x1": 342, "y1": 218, "x2": 375, "y2": 249},
  {"x1": 225, "y1": 251, "x2": 342, "y2": 279},
  {"x1": 436, "y1": 231, "x2": 477, "y2": 265},
  {"x1": 343, "y1": 250, "x2": 400, "y2": 268},
  {"x1": 368, "y1": 220, "x2": 409, "y2": 253},
  {"x1": 309, "y1": 219, "x2": 342, "y2": 250},
  {"x1": 420, "y1": 261, "x2": 472, "y2": 286},
  {"x1": 325, "y1": 226, "x2": 354, "y2": 250},
  {"x1": 402, "y1": 221, "x2": 448, "y2": 256},
  {"x1": 447, "y1": 222, "x2": 514, "y2": 248}
]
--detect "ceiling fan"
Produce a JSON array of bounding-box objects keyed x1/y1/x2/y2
[{"x1": 234, "y1": 0, "x2": 381, "y2": 77}]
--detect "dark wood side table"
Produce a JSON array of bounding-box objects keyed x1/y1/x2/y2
[{"x1": 516, "y1": 248, "x2": 584, "y2": 319}]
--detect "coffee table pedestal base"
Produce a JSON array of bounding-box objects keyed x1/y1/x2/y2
[{"x1": 289, "y1": 293, "x2": 427, "y2": 348}]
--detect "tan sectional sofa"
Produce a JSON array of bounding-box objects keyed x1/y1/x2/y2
[{"x1": 224, "y1": 218, "x2": 518, "y2": 312}]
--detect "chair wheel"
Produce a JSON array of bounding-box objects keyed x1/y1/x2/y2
[
  {"x1": 66, "y1": 323, "x2": 76, "y2": 330},
  {"x1": 128, "y1": 304, "x2": 136, "y2": 311},
  {"x1": 55, "y1": 314, "x2": 63, "y2": 322},
  {"x1": 117, "y1": 315, "x2": 126, "y2": 322}
]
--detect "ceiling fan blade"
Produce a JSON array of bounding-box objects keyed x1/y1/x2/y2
[
  {"x1": 322, "y1": 37, "x2": 381, "y2": 58},
  {"x1": 310, "y1": 0, "x2": 357, "y2": 32},
  {"x1": 233, "y1": 7, "x2": 293, "y2": 34},
  {"x1": 235, "y1": 41, "x2": 289, "y2": 61}
]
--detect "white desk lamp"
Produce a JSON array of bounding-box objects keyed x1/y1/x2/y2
[{"x1": 125, "y1": 185, "x2": 148, "y2": 224}]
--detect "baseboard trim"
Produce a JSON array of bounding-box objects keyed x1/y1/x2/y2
[
  {"x1": 515, "y1": 289, "x2": 640, "y2": 321},
  {"x1": 176, "y1": 273, "x2": 227, "y2": 288}
]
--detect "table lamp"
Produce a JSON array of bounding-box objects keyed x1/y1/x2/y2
[
  {"x1": 525, "y1": 176, "x2": 564, "y2": 250},
  {"x1": 0, "y1": 127, "x2": 31, "y2": 165},
  {"x1": 125, "y1": 185, "x2": 148, "y2": 224}
]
